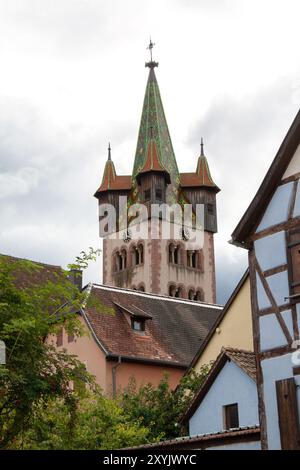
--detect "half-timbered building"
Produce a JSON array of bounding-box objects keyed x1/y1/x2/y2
[{"x1": 231, "y1": 109, "x2": 300, "y2": 450}]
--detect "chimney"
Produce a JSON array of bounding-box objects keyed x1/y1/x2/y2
[{"x1": 68, "y1": 269, "x2": 83, "y2": 291}]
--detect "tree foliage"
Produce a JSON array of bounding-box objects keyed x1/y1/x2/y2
[
  {"x1": 120, "y1": 366, "x2": 211, "y2": 441},
  {"x1": 17, "y1": 391, "x2": 151, "y2": 450},
  {"x1": 0, "y1": 253, "x2": 93, "y2": 448}
]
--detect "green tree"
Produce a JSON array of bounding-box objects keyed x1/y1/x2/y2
[
  {"x1": 0, "y1": 251, "x2": 97, "y2": 448},
  {"x1": 121, "y1": 365, "x2": 211, "y2": 441},
  {"x1": 19, "y1": 391, "x2": 152, "y2": 450}
]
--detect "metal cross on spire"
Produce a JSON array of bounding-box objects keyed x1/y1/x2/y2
[
  {"x1": 145, "y1": 37, "x2": 159, "y2": 69},
  {"x1": 200, "y1": 138, "x2": 204, "y2": 156}
]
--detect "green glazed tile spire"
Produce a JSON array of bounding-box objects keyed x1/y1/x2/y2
[{"x1": 132, "y1": 65, "x2": 180, "y2": 201}]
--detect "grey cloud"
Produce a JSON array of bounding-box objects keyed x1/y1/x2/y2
[{"x1": 186, "y1": 78, "x2": 299, "y2": 303}]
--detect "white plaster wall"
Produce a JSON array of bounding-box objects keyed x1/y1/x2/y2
[
  {"x1": 189, "y1": 360, "x2": 259, "y2": 437},
  {"x1": 256, "y1": 270, "x2": 289, "y2": 310},
  {"x1": 259, "y1": 314, "x2": 287, "y2": 351},
  {"x1": 254, "y1": 231, "x2": 287, "y2": 272},
  {"x1": 208, "y1": 441, "x2": 261, "y2": 450},
  {"x1": 256, "y1": 182, "x2": 293, "y2": 232},
  {"x1": 261, "y1": 354, "x2": 300, "y2": 449},
  {"x1": 282, "y1": 143, "x2": 300, "y2": 179},
  {"x1": 267, "y1": 270, "x2": 289, "y2": 307},
  {"x1": 256, "y1": 274, "x2": 271, "y2": 310}
]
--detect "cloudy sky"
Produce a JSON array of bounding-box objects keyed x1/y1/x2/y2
[{"x1": 0, "y1": 0, "x2": 299, "y2": 304}]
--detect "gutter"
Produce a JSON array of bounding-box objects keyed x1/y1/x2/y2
[
  {"x1": 106, "y1": 354, "x2": 188, "y2": 369},
  {"x1": 112, "y1": 356, "x2": 122, "y2": 398}
]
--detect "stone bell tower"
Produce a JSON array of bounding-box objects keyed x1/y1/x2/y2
[{"x1": 94, "y1": 43, "x2": 220, "y2": 303}]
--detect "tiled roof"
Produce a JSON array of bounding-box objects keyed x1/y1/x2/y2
[
  {"x1": 83, "y1": 284, "x2": 223, "y2": 367},
  {"x1": 95, "y1": 166, "x2": 132, "y2": 195},
  {"x1": 224, "y1": 347, "x2": 257, "y2": 381},
  {"x1": 180, "y1": 160, "x2": 219, "y2": 191},
  {"x1": 124, "y1": 426, "x2": 260, "y2": 450},
  {"x1": 0, "y1": 254, "x2": 65, "y2": 289}
]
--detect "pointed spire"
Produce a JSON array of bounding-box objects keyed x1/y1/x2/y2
[
  {"x1": 196, "y1": 142, "x2": 219, "y2": 191},
  {"x1": 200, "y1": 137, "x2": 204, "y2": 156},
  {"x1": 95, "y1": 145, "x2": 117, "y2": 193},
  {"x1": 133, "y1": 49, "x2": 179, "y2": 192}
]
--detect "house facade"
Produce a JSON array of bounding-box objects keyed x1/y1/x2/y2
[{"x1": 231, "y1": 109, "x2": 300, "y2": 449}]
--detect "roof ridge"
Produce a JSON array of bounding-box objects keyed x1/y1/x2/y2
[
  {"x1": 89, "y1": 283, "x2": 223, "y2": 309},
  {"x1": 222, "y1": 346, "x2": 255, "y2": 355},
  {"x1": 0, "y1": 253, "x2": 62, "y2": 269}
]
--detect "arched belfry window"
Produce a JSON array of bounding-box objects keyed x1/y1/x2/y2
[
  {"x1": 169, "y1": 243, "x2": 180, "y2": 265},
  {"x1": 113, "y1": 248, "x2": 128, "y2": 272},
  {"x1": 188, "y1": 289, "x2": 195, "y2": 300},
  {"x1": 195, "y1": 289, "x2": 204, "y2": 302},
  {"x1": 187, "y1": 250, "x2": 197, "y2": 268},
  {"x1": 131, "y1": 243, "x2": 144, "y2": 266}
]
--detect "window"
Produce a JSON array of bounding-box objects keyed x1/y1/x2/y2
[
  {"x1": 68, "y1": 333, "x2": 74, "y2": 343},
  {"x1": 169, "y1": 244, "x2": 180, "y2": 264},
  {"x1": 144, "y1": 189, "x2": 151, "y2": 202},
  {"x1": 187, "y1": 250, "x2": 197, "y2": 268},
  {"x1": 132, "y1": 245, "x2": 144, "y2": 266},
  {"x1": 155, "y1": 188, "x2": 163, "y2": 201},
  {"x1": 195, "y1": 289, "x2": 204, "y2": 301},
  {"x1": 224, "y1": 403, "x2": 239, "y2": 430},
  {"x1": 207, "y1": 203, "x2": 214, "y2": 215},
  {"x1": 131, "y1": 318, "x2": 145, "y2": 332},
  {"x1": 188, "y1": 289, "x2": 195, "y2": 300},
  {"x1": 287, "y1": 228, "x2": 300, "y2": 297},
  {"x1": 169, "y1": 284, "x2": 177, "y2": 297},
  {"x1": 56, "y1": 328, "x2": 63, "y2": 347}
]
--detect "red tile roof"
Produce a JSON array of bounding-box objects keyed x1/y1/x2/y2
[
  {"x1": 83, "y1": 284, "x2": 222, "y2": 367},
  {"x1": 224, "y1": 347, "x2": 257, "y2": 381},
  {"x1": 94, "y1": 159, "x2": 132, "y2": 195},
  {"x1": 0, "y1": 254, "x2": 65, "y2": 289}
]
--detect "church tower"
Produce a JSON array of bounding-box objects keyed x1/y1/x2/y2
[{"x1": 94, "y1": 44, "x2": 220, "y2": 303}]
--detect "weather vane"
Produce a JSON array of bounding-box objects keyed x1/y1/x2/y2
[
  {"x1": 147, "y1": 38, "x2": 155, "y2": 61},
  {"x1": 145, "y1": 37, "x2": 158, "y2": 69}
]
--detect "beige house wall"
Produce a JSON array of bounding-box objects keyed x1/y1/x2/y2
[
  {"x1": 106, "y1": 361, "x2": 184, "y2": 397},
  {"x1": 48, "y1": 316, "x2": 108, "y2": 393},
  {"x1": 193, "y1": 276, "x2": 253, "y2": 373}
]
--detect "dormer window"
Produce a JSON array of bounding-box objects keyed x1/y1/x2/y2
[
  {"x1": 131, "y1": 318, "x2": 145, "y2": 332},
  {"x1": 113, "y1": 301, "x2": 152, "y2": 334}
]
